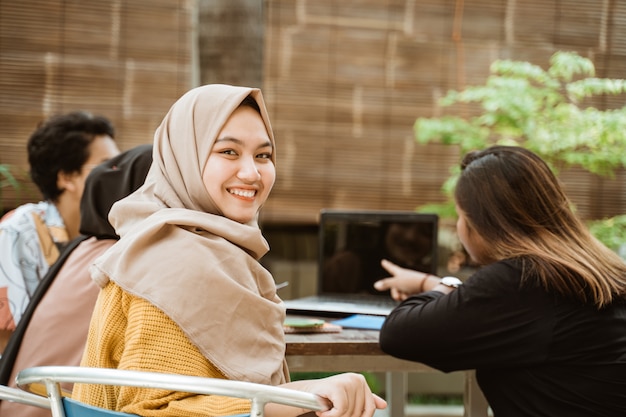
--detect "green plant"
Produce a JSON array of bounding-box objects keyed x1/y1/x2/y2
[
  {"x1": 290, "y1": 372, "x2": 382, "y2": 394},
  {"x1": 0, "y1": 163, "x2": 20, "y2": 214},
  {"x1": 408, "y1": 393, "x2": 463, "y2": 406},
  {"x1": 414, "y1": 51, "x2": 626, "y2": 253},
  {"x1": 588, "y1": 214, "x2": 626, "y2": 254}
]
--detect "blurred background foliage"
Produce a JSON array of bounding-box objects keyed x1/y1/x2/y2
[
  {"x1": 0, "y1": 164, "x2": 19, "y2": 214},
  {"x1": 414, "y1": 51, "x2": 626, "y2": 255}
]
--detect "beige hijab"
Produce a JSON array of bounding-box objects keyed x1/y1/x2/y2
[{"x1": 90, "y1": 84, "x2": 288, "y2": 385}]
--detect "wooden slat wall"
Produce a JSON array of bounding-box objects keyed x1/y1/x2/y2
[
  {"x1": 2, "y1": 1, "x2": 624, "y2": 223},
  {"x1": 261, "y1": 0, "x2": 626, "y2": 224},
  {"x1": 0, "y1": 0, "x2": 192, "y2": 209},
  {"x1": 197, "y1": 0, "x2": 263, "y2": 88}
]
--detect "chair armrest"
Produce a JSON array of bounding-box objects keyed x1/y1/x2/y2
[
  {"x1": 0, "y1": 384, "x2": 51, "y2": 409},
  {"x1": 17, "y1": 366, "x2": 330, "y2": 417}
]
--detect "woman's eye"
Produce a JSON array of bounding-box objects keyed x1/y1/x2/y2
[
  {"x1": 257, "y1": 152, "x2": 273, "y2": 160},
  {"x1": 219, "y1": 149, "x2": 237, "y2": 156}
]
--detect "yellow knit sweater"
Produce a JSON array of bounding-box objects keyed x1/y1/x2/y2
[{"x1": 72, "y1": 282, "x2": 251, "y2": 416}]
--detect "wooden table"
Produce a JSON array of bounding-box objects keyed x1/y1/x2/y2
[{"x1": 285, "y1": 326, "x2": 489, "y2": 417}]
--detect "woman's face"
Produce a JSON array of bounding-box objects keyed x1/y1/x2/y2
[
  {"x1": 455, "y1": 204, "x2": 489, "y2": 264},
  {"x1": 59, "y1": 134, "x2": 120, "y2": 204},
  {"x1": 202, "y1": 105, "x2": 275, "y2": 223}
]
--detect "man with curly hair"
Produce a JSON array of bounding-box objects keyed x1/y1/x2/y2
[{"x1": 0, "y1": 111, "x2": 120, "y2": 349}]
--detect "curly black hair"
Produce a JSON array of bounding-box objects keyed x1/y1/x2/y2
[{"x1": 27, "y1": 111, "x2": 116, "y2": 201}]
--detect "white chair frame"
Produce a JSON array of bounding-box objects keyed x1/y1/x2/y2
[
  {"x1": 17, "y1": 366, "x2": 330, "y2": 417},
  {"x1": 0, "y1": 383, "x2": 51, "y2": 409}
]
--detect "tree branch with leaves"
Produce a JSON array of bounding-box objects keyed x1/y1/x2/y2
[{"x1": 414, "y1": 51, "x2": 626, "y2": 254}]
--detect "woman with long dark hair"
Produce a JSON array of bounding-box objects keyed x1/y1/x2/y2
[{"x1": 376, "y1": 146, "x2": 626, "y2": 416}]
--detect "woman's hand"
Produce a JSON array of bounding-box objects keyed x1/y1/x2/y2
[
  {"x1": 373, "y1": 259, "x2": 429, "y2": 301},
  {"x1": 282, "y1": 373, "x2": 386, "y2": 417},
  {"x1": 313, "y1": 373, "x2": 387, "y2": 417}
]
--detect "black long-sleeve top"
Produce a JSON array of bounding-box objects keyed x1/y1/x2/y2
[{"x1": 379, "y1": 259, "x2": 626, "y2": 417}]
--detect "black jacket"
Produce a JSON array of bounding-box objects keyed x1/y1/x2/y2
[{"x1": 379, "y1": 259, "x2": 626, "y2": 417}]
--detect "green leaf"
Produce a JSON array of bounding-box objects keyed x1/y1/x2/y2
[
  {"x1": 416, "y1": 202, "x2": 457, "y2": 219},
  {"x1": 588, "y1": 215, "x2": 626, "y2": 253},
  {"x1": 548, "y1": 51, "x2": 595, "y2": 81},
  {"x1": 567, "y1": 78, "x2": 626, "y2": 101},
  {"x1": 0, "y1": 164, "x2": 19, "y2": 190}
]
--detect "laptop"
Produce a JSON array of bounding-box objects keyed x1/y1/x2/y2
[{"x1": 283, "y1": 209, "x2": 439, "y2": 317}]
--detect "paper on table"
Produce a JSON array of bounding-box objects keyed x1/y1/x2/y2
[{"x1": 331, "y1": 315, "x2": 385, "y2": 330}]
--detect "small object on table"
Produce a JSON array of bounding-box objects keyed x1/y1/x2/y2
[{"x1": 283, "y1": 318, "x2": 342, "y2": 334}]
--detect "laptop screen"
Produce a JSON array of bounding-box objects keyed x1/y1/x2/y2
[{"x1": 318, "y1": 209, "x2": 439, "y2": 296}]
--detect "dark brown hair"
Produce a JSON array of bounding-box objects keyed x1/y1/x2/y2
[
  {"x1": 455, "y1": 145, "x2": 626, "y2": 307},
  {"x1": 28, "y1": 111, "x2": 116, "y2": 201},
  {"x1": 239, "y1": 95, "x2": 261, "y2": 114}
]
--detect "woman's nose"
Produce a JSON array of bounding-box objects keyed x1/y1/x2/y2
[{"x1": 237, "y1": 156, "x2": 261, "y2": 181}]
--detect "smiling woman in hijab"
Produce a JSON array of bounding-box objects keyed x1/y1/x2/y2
[
  {"x1": 0, "y1": 144, "x2": 153, "y2": 417},
  {"x1": 72, "y1": 84, "x2": 387, "y2": 417}
]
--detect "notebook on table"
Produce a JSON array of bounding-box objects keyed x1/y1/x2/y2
[{"x1": 283, "y1": 209, "x2": 439, "y2": 317}]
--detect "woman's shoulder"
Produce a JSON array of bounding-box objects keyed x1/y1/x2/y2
[
  {"x1": 471, "y1": 258, "x2": 522, "y2": 275},
  {"x1": 465, "y1": 258, "x2": 525, "y2": 292},
  {"x1": 100, "y1": 281, "x2": 150, "y2": 312}
]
